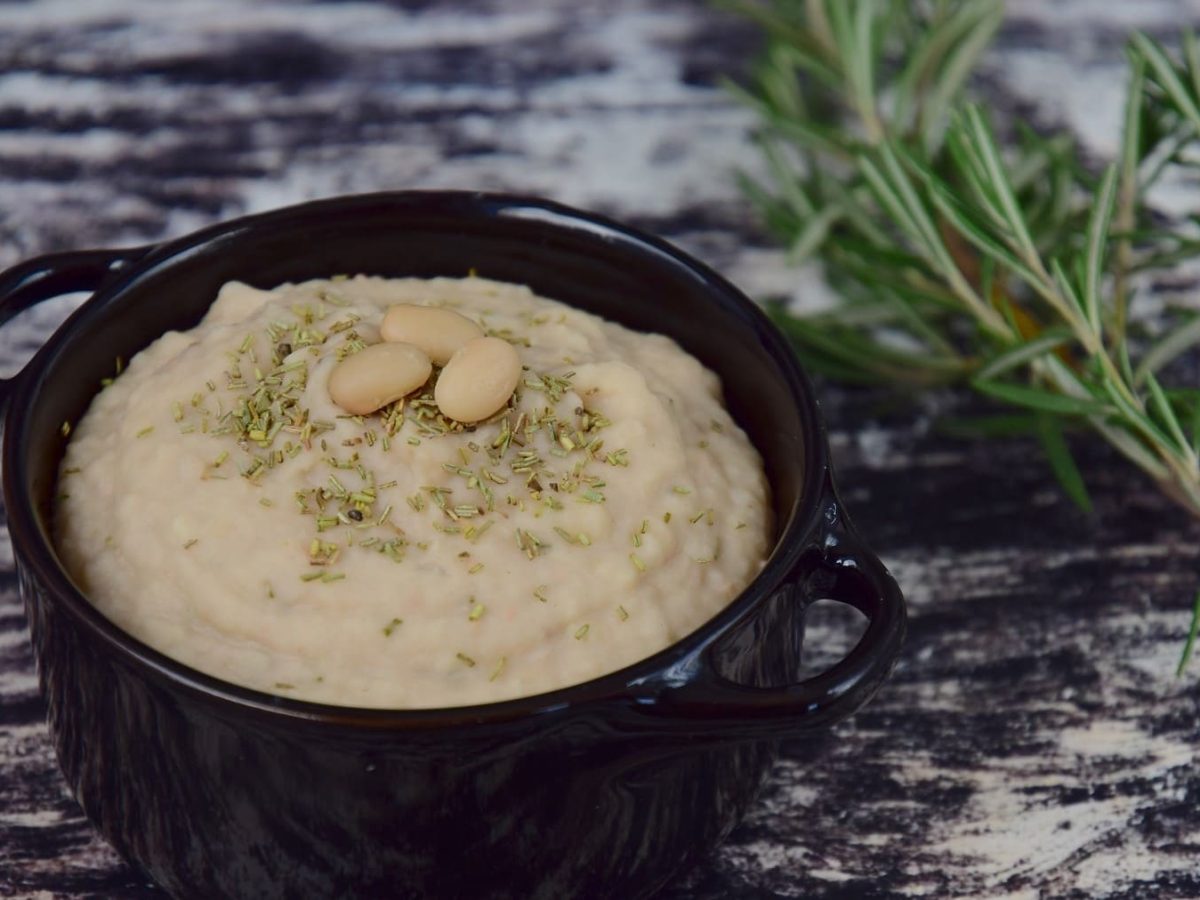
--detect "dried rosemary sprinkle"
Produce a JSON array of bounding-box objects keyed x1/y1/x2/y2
[
  {"x1": 630, "y1": 553, "x2": 646, "y2": 573},
  {"x1": 489, "y1": 656, "x2": 507, "y2": 681},
  {"x1": 382, "y1": 617, "x2": 403, "y2": 637},
  {"x1": 456, "y1": 652, "x2": 477, "y2": 668},
  {"x1": 515, "y1": 528, "x2": 544, "y2": 559},
  {"x1": 617, "y1": 605, "x2": 629, "y2": 621},
  {"x1": 468, "y1": 601, "x2": 486, "y2": 621},
  {"x1": 574, "y1": 624, "x2": 590, "y2": 640},
  {"x1": 605, "y1": 449, "x2": 630, "y2": 467},
  {"x1": 183, "y1": 538, "x2": 198, "y2": 550},
  {"x1": 301, "y1": 570, "x2": 345, "y2": 583},
  {"x1": 168, "y1": 302, "x2": 650, "y2": 580},
  {"x1": 60, "y1": 421, "x2": 71, "y2": 437}
]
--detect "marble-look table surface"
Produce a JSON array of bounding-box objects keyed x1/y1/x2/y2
[{"x1": 1, "y1": 1, "x2": 1198, "y2": 897}]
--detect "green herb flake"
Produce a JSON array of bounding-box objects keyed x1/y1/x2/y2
[{"x1": 605, "y1": 448, "x2": 630, "y2": 466}]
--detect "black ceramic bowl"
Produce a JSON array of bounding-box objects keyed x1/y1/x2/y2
[{"x1": 0, "y1": 191, "x2": 904, "y2": 899}]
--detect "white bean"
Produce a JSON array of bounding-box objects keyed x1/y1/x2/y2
[
  {"x1": 328, "y1": 342, "x2": 432, "y2": 415},
  {"x1": 380, "y1": 304, "x2": 485, "y2": 366},
  {"x1": 435, "y1": 337, "x2": 522, "y2": 423}
]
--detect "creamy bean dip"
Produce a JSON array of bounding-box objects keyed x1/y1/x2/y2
[{"x1": 55, "y1": 276, "x2": 771, "y2": 708}]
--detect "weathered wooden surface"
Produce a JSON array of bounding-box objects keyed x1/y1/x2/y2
[{"x1": 2, "y1": 1, "x2": 1199, "y2": 897}]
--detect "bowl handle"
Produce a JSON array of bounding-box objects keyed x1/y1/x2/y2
[
  {"x1": 652, "y1": 490, "x2": 906, "y2": 740},
  {"x1": 0, "y1": 246, "x2": 150, "y2": 406}
]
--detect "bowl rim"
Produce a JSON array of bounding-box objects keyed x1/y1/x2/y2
[{"x1": 4, "y1": 189, "x2": 832, "y2": 730}]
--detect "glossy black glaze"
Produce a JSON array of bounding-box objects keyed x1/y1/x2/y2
[{"x1": 1, "y1": 192, "x2": 905, "y2": 899}]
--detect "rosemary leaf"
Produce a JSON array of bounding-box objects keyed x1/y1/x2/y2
[
  {"x1": 1034, "y1": 413, "x2": 1092, "y2": 513},
  {"x1": 971, "y1": 380, "x2": 1110, "y2": 417},
  {"x1": 1178, "y1": 589, "x2": 1200, "y2": 676}
]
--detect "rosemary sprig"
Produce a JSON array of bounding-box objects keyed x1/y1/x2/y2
[{"x1": 727, "y1": 0, "x2": 1200, "y2": 671}]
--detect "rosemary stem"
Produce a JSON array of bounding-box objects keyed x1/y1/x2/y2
[{"x1": 804, "y1": 0, "x2": 837, "y2": 57}]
